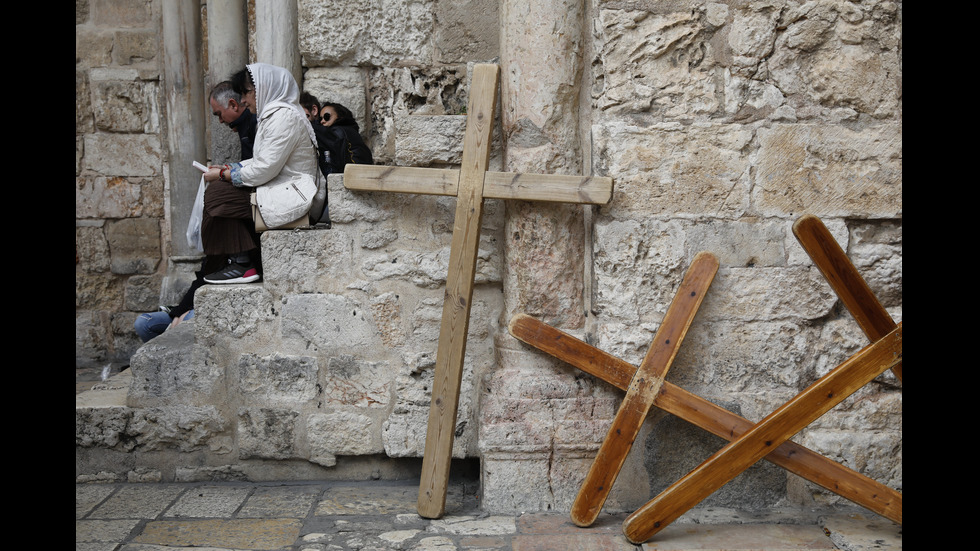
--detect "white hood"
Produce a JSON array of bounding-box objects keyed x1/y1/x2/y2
[{"x1": 246, "y1": 62, "x2": 316, "y2": 145}]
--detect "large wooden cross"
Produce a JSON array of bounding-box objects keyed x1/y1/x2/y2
[
  {"x1": 343, "y1": 64, "x2": 614, "y2": 519},
  {"x1": 509, "y1": 215, "x2": 901, "y2": 542}
]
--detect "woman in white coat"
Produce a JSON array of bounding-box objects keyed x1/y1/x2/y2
[{"x1": 202, "y1": 63, "x2": 318, "y2": 284}]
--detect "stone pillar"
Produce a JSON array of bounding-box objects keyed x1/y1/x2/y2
[
  {"x1": 255, "y1": 0, "x2": 302, "y2": 85},
  {"x1": 162, "y1": 0, "x2": 207, "y2": 260},
  {"x1": 481, "y1": 0, "x2": 643, "y2": 514},
  {"x1": 207, "y1": 0, "x2": 249, "y2": 163}
]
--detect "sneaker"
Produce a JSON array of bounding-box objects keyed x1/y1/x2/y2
[{"x1": 204, "y1": 261, "x2": 261, "y2": 284}]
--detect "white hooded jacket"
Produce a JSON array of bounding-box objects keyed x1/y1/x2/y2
[{"x1": 236, "y1": 63, "x2": 318, "y2": 228}]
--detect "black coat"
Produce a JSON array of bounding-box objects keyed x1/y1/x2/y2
[{"x1": 313, "y1": 122, "x2": 374, "y2": 178}]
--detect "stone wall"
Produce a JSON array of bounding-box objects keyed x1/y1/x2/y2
[
  {"x1": 76, "y1": 0, "x2": 165, "y2": 369},
  {"x1": 76, "y1": 0, "x2": 901, "y2": 516}
]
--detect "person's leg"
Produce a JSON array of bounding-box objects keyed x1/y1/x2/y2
[
  {"x1": 201, "y1": 181, "x2": 261, "y2": 284},
  {"x1": 134, "y1": 311, "x2": 173, "y2": 342}
]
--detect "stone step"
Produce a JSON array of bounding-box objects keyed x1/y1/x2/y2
[{"x1": 76, "y1": 173, "x2": 505, "y2": 485}]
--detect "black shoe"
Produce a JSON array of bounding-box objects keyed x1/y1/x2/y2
[{"x1": 204, "y1": 260, "x2": 261, "y2": 284}]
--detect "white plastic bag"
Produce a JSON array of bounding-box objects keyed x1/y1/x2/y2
[{"x1": 186, "y1": 175, "x2": 206, "y2": 252}]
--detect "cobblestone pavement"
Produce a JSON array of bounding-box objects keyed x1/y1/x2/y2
[{"x1": 76, "y1": 479, "x2": 901, "y2": 550}]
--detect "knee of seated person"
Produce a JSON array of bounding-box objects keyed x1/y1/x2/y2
[{"x1": 134, "y1": 312, "x2": 165, "y2": 343}]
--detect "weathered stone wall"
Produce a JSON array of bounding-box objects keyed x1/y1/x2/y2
[
  {"x1": 76, "y1": 0, "x2": 166, "y2": 369},
  {"x1": 76, "y1": 0, "x2": 900, "y2": 517},
  {"x1": 584, "y1": 0, "x2": 902, "y2": 511}
]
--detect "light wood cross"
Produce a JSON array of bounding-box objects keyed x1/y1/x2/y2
[
  {"x1": 343, "y1": 63, "x2": 614, "y2": 519},
  {"x1": 508, "y1": 215, "x2": 902, "y2": 543}
]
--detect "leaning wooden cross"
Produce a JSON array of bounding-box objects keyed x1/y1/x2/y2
[
  {"x1": 570, "y1": 251, "x2": 719, "y2": 526},
  {"x1": 509, "y1": 214, "x2": 901, "y2": 542},
  {"x1": 343, "y1": 63, "x2": 614, "y2": 519}
]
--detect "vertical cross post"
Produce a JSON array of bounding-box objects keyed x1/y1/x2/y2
[{"x1": 343, "y1": 64, "x2": 614, "y2": 518}]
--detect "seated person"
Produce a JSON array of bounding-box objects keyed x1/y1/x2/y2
[
  {"x1": 201, "y1": 63, "x2": 319, "y2": 284},
  {"x1": 300, "y1": 91, "x2": 322, "y2": 124},
  {"x1": 316, "y1": 102, "x2": 374, "y2": 174}
]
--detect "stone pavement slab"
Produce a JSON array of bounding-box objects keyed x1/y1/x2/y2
[
  {"x1": 134, "y1": 518, "x2": 302, "y2": 549},
  {"x1": 639, "y1": 524, "x2": 836, "y2": 550},
  {"x1": 75, "y1": 480, "x2": 901, "y2": 550}
]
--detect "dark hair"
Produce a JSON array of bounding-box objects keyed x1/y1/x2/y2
[
  {"x1": 210, "y1": 81, "x2": 239, "y2": 107},
  {"x1": 300, "y1": 92, "x2": 320, "y2": 112},
  {"x1": 322, "y1": 102, "x2": 357, "y2": 127},
  {"x1": 230, "y1": 68, "x2": 253, "y2": 96}
]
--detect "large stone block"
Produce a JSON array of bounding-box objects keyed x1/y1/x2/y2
[
  {"x1": 299, "y1": 0, "x2": 435, "y2": 66},
  {"x1": 76, "y1": 176, "x2": 146, "y2": 219},
  {"x1": 91, "y1": 78, "x2": 160, "y2": 133},
  {"x1": 394, "y1": 115, "x2": 466, "y2": 166},
  {"x1": 76, "y1": 403, "x2": 228, "y2": 454},
  {"x1": 238, "y1": 407, "x2": 300, "y2": 460},
  {"x1": 769, "y1": 1, "x2": 902, "y2": 118},
  {"x1": 309, "y1": 411, "x2": 382, "y2": 467},
  {"x1": 593, "y1": 121, "x2": 753, "y2": 218},
  {"x1": 594, "y1": 8, "x2": 720, "y2": 118},
  {"x1": 128, "y1": 321, "x2": 221, "y2": 406},
  {"x1": 238, "y1": 353, "x2": 320, "y2": 404},
  {"x1": 82, "y1": 133, "x2": 162, "y2": 177},
  {"x1": 433, "y1": 0, "x2": 499, "y2": 63},
  {"x1": 194, "y1": 285, "x2": 278, "y2": 343},
  {"x1": 754, "y1": 124, "x2": 902, "y2": 218},
  {"x1": 323, "y1": 354, "x2": 393, "y2": 409},
  {"x1": 112, "y1": 29, "x2": 158, "y2": 65},
  {"x1": 281, "y1": 293, "x2": 386, "y2": 357},
  {"x1": 105, "y1": 217, "x2": 160, "y2": 275}
]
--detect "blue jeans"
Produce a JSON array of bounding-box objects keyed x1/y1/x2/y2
[{"x1": 135, "y1": 310, "x2": 194, "y2": 343}]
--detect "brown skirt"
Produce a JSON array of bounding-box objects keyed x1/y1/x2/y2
[{"x1": 201, "y1": 181, "x2": 260, "y2": 256}]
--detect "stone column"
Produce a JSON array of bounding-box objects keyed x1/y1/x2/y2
[
  {"x1": 481, "y1": 0, "x2": 632, "y2": 514},
  {"x1": 255, "y1": 0, "x2": 302, "y2": 85},
  {"x1": 162, "y1": 0, "x2": 207, "y2": 260},
  {"x1": 207, "y1": 0, "x2": 249, "y2": 163}
]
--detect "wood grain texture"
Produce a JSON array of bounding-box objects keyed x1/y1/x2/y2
[
  {"x1": 570, "y1": 252, "x2": 718, "y2": 527},
  {"x1": 507, "y1": 314, "x2": 902, "y2": 525},
  {"x1": 344, "y1": 166, "x2": 613, "y2": 205},
  {"x1": 416, "y1": 64, "x2": 499, "y2": 519},
  {"x1": 343, "y1": 165, "x2": 460, "y2": 196},
  {"x1": 622, "y1": 323, "x2": 902, "y2": 544},
  {"x1": 343, "y1": 63, "x2": 615, "y2": 520},
  {"x1": 793, "y1": 215, "x2": 902, "y2": 382}
]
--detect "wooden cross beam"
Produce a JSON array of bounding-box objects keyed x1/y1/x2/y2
[
  {"x1": 343, "y1": 63, "x2": 614, "y2": 519},
  {"x1": 623, "y1": 323, "x2": 901, "y2": 543},
  {"x1": 619, "y1": 215, "x2": 902, "y2": 543},
  {"x1": 792, "y1": 215, "x2": 902, "y2": 382},
  {"x1": 570, "y1": 251, "x2": 718, "y2": 527},
  {"x1": 508, "y1": 215, "x2": 902, "y2": 539},
  {"x1": 509, "y1": 314, "x2": 902, "y2": 524}
]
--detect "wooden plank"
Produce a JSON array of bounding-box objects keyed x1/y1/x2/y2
[
  {"x1": 622, "y1": 323, "x2": 902, "y2": 544},
  {"x1": 344, "y1": 165, "x2": 460, "y2": 196},
  {"x1": 507, "y1": 314, "x2": 902, "y2": 525},
  {"x1": 416, "y1": 63, "x2": 500, "y2": 519},
  {"x1": 793, "y1": 215, "x2": 902, "y2": 382},
  {"x1": 570, "y1": 252, "x2": 718, "y2": 527},
  {"x1": 484, "y1": 172, "x2": 614, "y2": 204},
  {"x1": 345, "y1": 165, "x2": 613, "y2": 206},
  {"x1": 343, "y1": 63, "x2": 615, "y2": 520}
]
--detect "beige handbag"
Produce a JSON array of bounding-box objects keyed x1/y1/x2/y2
[{"x1": 251, "y1": 193, "x2": 308, "y2": 232}]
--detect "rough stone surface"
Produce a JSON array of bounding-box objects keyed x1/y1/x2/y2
[{"x1": 76, "y1": 0, "x2": 901, "y2": 517}]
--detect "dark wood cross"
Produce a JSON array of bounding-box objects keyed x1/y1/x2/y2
[
  {"x1": 343, "y1": 63, "x2": 614, "y2": 519},
  {"x1": 509, "y1": 215, "x2": 901, "y2": 543}
]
